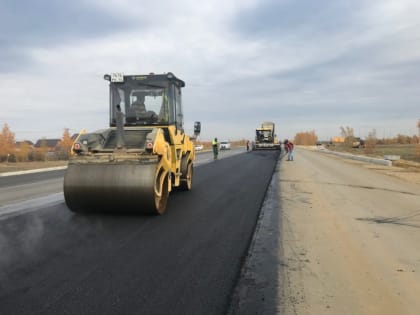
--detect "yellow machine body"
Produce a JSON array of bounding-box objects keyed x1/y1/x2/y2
[{"x1": 63, "y1": 73, "x2": 195, "y2": 214}]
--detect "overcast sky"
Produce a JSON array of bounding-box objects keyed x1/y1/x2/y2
[{"x1": 1, "y1": 0, "x2": 420, "y2": 142}]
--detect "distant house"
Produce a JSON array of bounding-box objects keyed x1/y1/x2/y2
[
  {"x1": 15, "y1": 140, "x2": 34, "y2": 148},
  {"x1": 34, "y1": 139, "x2": 61, "y2": 152},
  {"x1": 16, "y1": 140, "x2": 34, "y2": 155},
  {"x1": 331, "y1": 136, "x2": 345, "y2": 144}
]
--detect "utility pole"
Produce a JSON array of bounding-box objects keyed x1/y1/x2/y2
[
  {"x1": 417, "y1": 119, "x2": 420, "y2": 157},
  {"x1": 418, "y1": 119, "x2": 420, "y2": 138}
]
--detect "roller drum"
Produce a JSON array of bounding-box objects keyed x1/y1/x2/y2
[{"x1": 64, "y1": 162, "x2": 160, "y2": 213}]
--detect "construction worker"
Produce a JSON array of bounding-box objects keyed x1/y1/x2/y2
[
  {"x1": 284, "y1": 139, "x2": 294, "y2": 161},
  {"x1": 115, "y1": 104, "x2": 125, "y2": 148},
  {"x1": 212, "y1": 137, "x2": 219, "y2": 160},
  {"x1": 287, "y1": 140, "x2": 294, "y2": 161}
]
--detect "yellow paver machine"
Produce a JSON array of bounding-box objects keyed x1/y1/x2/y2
[
  {"x1": 253, "y1": 121, "x2": 280, "y2": 150},
  {"x1": 64, "y1": 73, "x2": 196, "y2": 214}
]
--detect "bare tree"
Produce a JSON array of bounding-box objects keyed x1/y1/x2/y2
[
  {"x1": 294, "y1": 130, "x2": 318, "y2": 145},
  {"x1": 364, "y1": 129, "x2": 377, "y2": 154},
  {"x1": 34, "y1": 138, "x2": 49, "y2": 161},
  {"x1": 417, "y1": 119, "x2": 420, "y2": 157},
  {"x1": 340, "y1": 126, "x2": 355, "y2": 148}
]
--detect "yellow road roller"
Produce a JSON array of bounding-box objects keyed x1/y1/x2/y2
[{"x1": 63, "y1": 72, "x2": 196, "y2": 214}]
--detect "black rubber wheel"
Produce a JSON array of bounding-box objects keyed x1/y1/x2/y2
[
  {"x1": 179, "y1": 162, "x2": 193, "y2": 191},
  {"x1": 154, "y1": 170, "x2": 169, "y2": 215}
]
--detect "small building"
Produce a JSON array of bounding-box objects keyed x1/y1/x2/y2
[
  {"x1": 331, "y1": 136, "x2": 345, "y2": 144},
  {"x1": 15, "y1": 140, "x2": 34, "y2": 148},
  {"x1": 34, "y1": 139, "x2": 61, "y2": 152}
]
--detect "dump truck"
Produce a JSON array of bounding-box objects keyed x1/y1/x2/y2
[
  {"x1": 253, "y1": 121, "x2": 280, "y2": 150},
  {"x1": 63, "y1": 72, "x2": 195, "y2": 214}
]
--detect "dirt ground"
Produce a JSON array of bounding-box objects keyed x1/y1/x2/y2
[
  {"x1": 332, "y1": 157, "x2": 420, "y2": 185},
  {"x1": 309, "y1": 146, "x2": 420, "y2": 185},
  {"x1": 279, "y1": 148, "x2": 420, "y2": 315}
]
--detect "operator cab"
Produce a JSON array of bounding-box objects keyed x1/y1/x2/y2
[
  {"x1": 256, "y1": 129, "x2": 272, "y2": 142},
  {"x1": 104, "y1": 73, "x2": 185, "y2": 131}
]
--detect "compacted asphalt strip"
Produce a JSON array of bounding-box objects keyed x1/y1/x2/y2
[{"x1": 0, "y1": 150, "x2": 280, "y2": 315}]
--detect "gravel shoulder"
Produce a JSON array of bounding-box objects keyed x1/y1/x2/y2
[
  {"x1": 311, "y1": 146, "x2": 420, "y2": 185},
  {"x1": 230, "y1": 147, "x2": 420, "y2": 314},
  {"x1": 278, "y1": 147, "x2": 420, "y2": 314}
]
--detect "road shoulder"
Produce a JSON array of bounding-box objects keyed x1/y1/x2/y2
[{"x1": 230, "y1": 148, "x2": 420, "y2": 314}]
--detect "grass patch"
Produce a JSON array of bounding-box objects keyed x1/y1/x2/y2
[{"x1": 327, "y1": 144, "x2": 420, "y2": 163}]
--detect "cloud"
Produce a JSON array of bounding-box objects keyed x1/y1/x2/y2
[
  {"x1": 1, "y1": 0, "x2": 420, "y2": 142},
  {"x1": 0, "y1": 0, "x2": 129, "y2": 72}
]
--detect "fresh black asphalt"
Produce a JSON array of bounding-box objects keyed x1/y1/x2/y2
[{"x1": 0, "y1": 150, "x2": 279, "y2": 314}]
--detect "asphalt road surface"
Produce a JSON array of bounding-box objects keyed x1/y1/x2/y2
[{"x1": 0, "y1": 149, "x2": 279, "y2": 315}]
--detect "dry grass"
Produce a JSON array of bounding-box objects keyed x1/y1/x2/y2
[
  {"x1": 0, "y1": 160, "x2": 68, "y2": 174},
  {"x1": 328, "y1": 144, "x2": 420, "y2": 164},
  {"x1": 392, "y1": 159, "x2": 420, "y2": 171},
  {"x1": 319, "y1": 144, "x2": 420, "y2": 184}
]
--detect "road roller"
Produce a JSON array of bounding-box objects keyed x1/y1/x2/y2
[{"x1": 63, "y1": 72, "x2": 195, "y2": 214}]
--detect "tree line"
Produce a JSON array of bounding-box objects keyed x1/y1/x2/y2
[
  {"x1": 293, "y1": 120, "x2": 420, "y2": 151},
  {"x1": 294, "y1": 130, "x2": 318, "y2": 145},
  {"x1": 0, "y1": 123, "x2": 74, "y2": 162},
  {"x1": 2, "y1": 120, "x2": 419, "y2": 162}
]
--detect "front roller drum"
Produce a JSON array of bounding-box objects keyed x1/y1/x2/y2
[{"x1": 63, "y1": 162, "x2": 169, "y2": 214}]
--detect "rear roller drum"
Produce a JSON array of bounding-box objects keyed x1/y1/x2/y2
[{"x1": 179, "y1": 160, "x2": 193, "y2": 191}]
